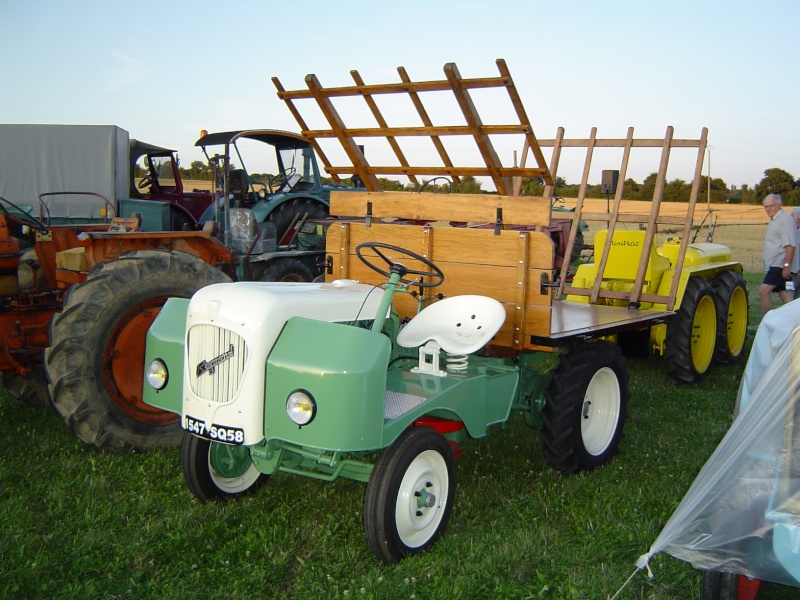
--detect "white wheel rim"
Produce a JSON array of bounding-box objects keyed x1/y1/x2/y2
[
  {"x1": 580, "y1": 366, "x2": 621, "y2": 456},
  {"x1": 208, "y1": 450, "x2": 261, "y2": 494},
  {"x1": 395, "y1": 449, "x2": 449, "y2": 548}
]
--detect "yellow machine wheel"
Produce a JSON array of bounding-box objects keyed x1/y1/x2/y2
[
  {"x1": 665, "y1": 276, "x2": 717, "y2": 384},
  {"x1": 712, "y1": 270, "x2": 748, "y2": 364}
]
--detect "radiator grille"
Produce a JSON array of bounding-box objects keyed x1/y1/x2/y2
[{"x1": 187, "y1": 324, "x2": 248, "y2": 403}]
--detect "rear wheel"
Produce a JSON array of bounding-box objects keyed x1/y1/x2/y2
[
  {"x1": 700, "y1": 570, "x2": 761, "y2": 600},
  {"x1": 364, "y1": 426, "x2": 456, "y2": 564},
  {"x1": 712, "y1": 270, "x2": 748, "y2": 364},
  {"x1": 255, "y1": 257, "x2": 313, "y2": 282},
  {"x1": 44, "y1": 250, "x2": 231, "y2": 453},
  {"x1": 181, "y1": 432, "x2": 267, "y2": 503},
  {"x1": 665, "y1": 276, "x2": 717, "y2": 384},
  {"x1": 268, "y1": 198, "x2": 328, "y2": 244},
  {"x1": 540, "y1": 341, "x2": 629, "y2": 474}
]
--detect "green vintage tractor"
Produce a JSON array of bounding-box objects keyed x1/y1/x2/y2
[{"x1": 143, "y1": 236, "x2": 633, "y2": 563}]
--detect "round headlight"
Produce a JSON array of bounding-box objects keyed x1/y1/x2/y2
[
  {"x1": 286, "y1": 390, "x2": 316, "y2": 426},
  {"x1": 146, "y1": 359, "x2": 168, "y2": 390}
]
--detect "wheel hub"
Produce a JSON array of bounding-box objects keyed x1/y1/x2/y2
[{"x1": 415, "y1": 482, "x2": 436, "y2": 512}]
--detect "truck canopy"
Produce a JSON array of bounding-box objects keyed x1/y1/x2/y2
[{"x1": 0, "y1": 124, "x2": 129, "y2": 210}]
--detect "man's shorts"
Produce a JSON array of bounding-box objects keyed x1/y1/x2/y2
[{"x1": 763, "y1": 266, "x2": 788, "y2": 291}]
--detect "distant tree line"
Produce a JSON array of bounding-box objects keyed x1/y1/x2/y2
[{"x1": 179, "y1": 159, "x2": 798, "y2": 206}]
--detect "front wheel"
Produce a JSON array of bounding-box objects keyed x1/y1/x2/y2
[
  {"x1": 363, "y1": 426, "x2": 456, "y2": 564},
  {"x1": 540, "y1": 341, "x2": 629, "y2": 474},
  {"x1": 181, "y1": 432, "x2": 267, "y2": 503}
]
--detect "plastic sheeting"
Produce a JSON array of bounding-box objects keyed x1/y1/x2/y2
[{"x1": 637, "y1": 299, "x2": 800, "y2": 588}]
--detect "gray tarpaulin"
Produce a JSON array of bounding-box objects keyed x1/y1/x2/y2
[{"x1": 0, "y1": 124, "x2": 128, "y2": 218}]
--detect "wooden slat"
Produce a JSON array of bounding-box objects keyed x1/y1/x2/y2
[
  {"x1": 585, "y1": 127, "x2": 634, "y2": 303},
  {"x1": 304, "y1": 74, "x2": 381, "y2": 191},
  {"x1": 535, "y1": 137, "x2": 705, "y2": 148},
  {"x1": 301, "y1": 124, "x2": 533, "y2": 138},
  {"x1": 513, "y1": 232, "x2": 530, "y2": 349},
  {"x1": 325, "y1": 165, "x2": 550, "y2": 179},
  {"x1": 350, "y1": 70, "x2": 418, "y2": 186},
  {"x1": 397, "y1": 66, "x2": 461, "y2": 185},
  {"x1": 330, "y1": 191, "x2": 551, "y2": 227},
  {"x1": 664, "y1": 127, "x2": 709, "y2": 311}
]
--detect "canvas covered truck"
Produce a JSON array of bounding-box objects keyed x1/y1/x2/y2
[
  {"x1": 0, "y1": 123, "x2": 214, "y2": 410},
  {"x1": 0, "y1": 124, "x2": 212, "y2": 231},
  {"x1": 141, "y1": 60, "x2": 748, "y2": 562}
]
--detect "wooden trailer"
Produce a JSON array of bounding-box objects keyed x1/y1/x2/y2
[{"x1": 272, "y1": 59, "x2": 725, "y2": 356}]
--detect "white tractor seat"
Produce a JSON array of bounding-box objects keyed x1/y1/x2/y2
[{"x1": 396, "y1": 295, "x2": 506, "y2": 355}]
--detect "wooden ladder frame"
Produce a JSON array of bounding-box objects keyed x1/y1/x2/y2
[
  {"x1": 273, "y1": 59, "x2": 708, "y2": 313},
  {"x1": 517, "y1": 126, "x2": 708, "y2": 311},
  {"x1": 272, "y1": 58, "x2": 553, "y2": 194}
]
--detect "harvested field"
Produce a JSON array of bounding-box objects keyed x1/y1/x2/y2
[
  {"x1": 183, "y1": 182, "x2": 770, "y2": 272},
  {"x1": 564, "y1": 199, "x2": 770, "y2": 273},
  {"x1": 561, "y1": 198, "x2": 768, "y2": 225}
]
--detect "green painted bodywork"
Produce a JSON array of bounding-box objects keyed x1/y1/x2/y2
[
  {"x1": 142, "y1": 297, "x2": 188, "y2": 415},
  {"x1": 142, "y1": 292, "x2": 557, "y2": 485},
  {"x1": 265, "y1": 317, "x2": 391, "y2": 452}
]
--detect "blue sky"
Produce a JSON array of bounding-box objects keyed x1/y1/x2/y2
[{"x1": 1, "y1": 0, "x2": 798, "y2": 190}]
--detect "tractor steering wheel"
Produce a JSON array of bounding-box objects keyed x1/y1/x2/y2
[
  {"x1": 0, "y1": 196, "x2": 47, "y2": 231},
  {"x1": 269, "y1": 167, "x2": 296, "y2": 193},
  {"x1": 356, "y1": 242, "x2": 444, "y2": 288}
]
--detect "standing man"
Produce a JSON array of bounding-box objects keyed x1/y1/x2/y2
[
  {"x1": 759, "y1": 194, "x2": 797, "y2": 314},
  {"x1": 792, "y1": 206, "x2": 800, "y2": 298}
]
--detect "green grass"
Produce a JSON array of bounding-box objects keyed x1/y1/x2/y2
[{"x1": 1, "y1": 272, "x2": 797, "y2": 599}]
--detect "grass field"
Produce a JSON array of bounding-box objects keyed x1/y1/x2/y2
[
  {"x1": 2, "y1": 296, "x2": 786, "y2": 600},
  {"x1": 2, "y1": 225, "x2": 796, "y2": 599}
]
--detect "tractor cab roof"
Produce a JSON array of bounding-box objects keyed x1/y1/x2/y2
[
  {"x1": 129, "y1": 139, "x2": 175, "y2": 161},
  {"x1": 195, "y1": 129, "x2": 311, "y2": 150}
]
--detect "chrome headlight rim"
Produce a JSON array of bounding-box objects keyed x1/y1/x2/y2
[
  {"x1": 146, "y1": 359, "x2": 169, "y2": 390},
  {"x1": 286, "y1": 389, "x2": 317, "y2": 427}
]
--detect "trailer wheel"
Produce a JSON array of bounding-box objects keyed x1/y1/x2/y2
[
  {"x1": 540, "y1": 341, "x2": 629, "y2": 474},
  {"x1": 256, "y1": 257, "x2": 313, "y2": 282},
  {"x1": 665, "y1": 276, "x2": 717, "y2": 384},
  {"x1": 711, "y1": 270, "x2": 748, "y2": 364},
  {"x1": 700, "y1": 570, "x2": 761, "y2": 600},
  {"x1": 181, "y1": 432, "x2": 267, "y2": 503},
  {"x1": 44, "y1": 250, "x2": 231, "y2": 453},
  {"x1": 2, "y1": 369, "x2": 50, "y2": 408},
  {"x1": 268, "y1": 198, "x2": 328, "y2": 244},
  {"x1": 363, "y1": 426, "x2": 456, "y2": 564}
]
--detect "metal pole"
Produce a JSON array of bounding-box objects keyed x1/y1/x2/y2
[{"x1": 707, "y1": 147, "x2": 712, "y2": 211}]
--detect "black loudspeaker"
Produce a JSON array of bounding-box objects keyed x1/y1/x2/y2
[{"x1": 601, "y1": 170, "x2": 619, "y2": 195}]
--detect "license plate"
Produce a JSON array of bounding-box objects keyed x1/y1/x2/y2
[{"x1": 184, "y1": 415, "x2": 244, "y2": 445}]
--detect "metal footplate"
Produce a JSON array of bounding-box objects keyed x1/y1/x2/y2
[{"x1": 384, "y1": 390, "x2": 426, "y2": 420}]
